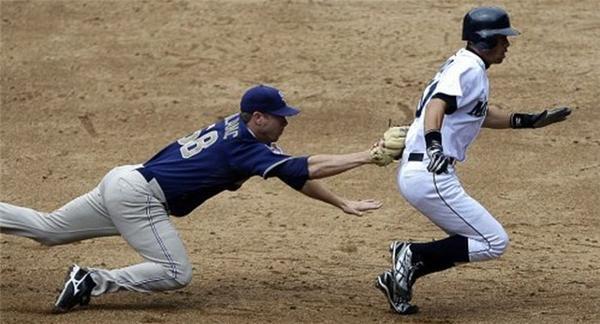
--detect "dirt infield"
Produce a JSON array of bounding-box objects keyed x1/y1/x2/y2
[{"x1": 1, "y1": 1, "x2": 599, "y2": 323}]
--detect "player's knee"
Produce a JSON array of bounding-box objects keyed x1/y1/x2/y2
[
  {"x1": 489, "y1": 230, "x2": 509, "y2": 259},
  {"x1": 36, "y1": 236, "x2": 66, "y2": 246},
  {"x1": 169, "y1": 262, "x2": 193, "y2": 288},
  {"x1": 177, "y1": 262, "x2": 193, "y2": 287}
]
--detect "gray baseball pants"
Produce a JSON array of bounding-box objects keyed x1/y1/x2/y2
[{"x1": 0, "y1": 165, "x2": 192, "y2": 296}]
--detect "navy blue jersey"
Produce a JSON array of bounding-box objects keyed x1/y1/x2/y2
[{"x1": 141, "y1": 113, "x2": 309, "y2": 216}]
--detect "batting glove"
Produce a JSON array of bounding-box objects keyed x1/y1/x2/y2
[
  {"x1": 426, "y1": 144, "x2": 451, "y2": 174},
  {"x1": 510, "y1": 106, "x2": 572, "y2": 128}
]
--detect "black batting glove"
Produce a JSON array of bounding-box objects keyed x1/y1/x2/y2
[
  {"x1": 424, "y1": 129, "x2": 450, "y2": 174},
  {"x1": 532, "y1": 106, "x2": 572, "y2": 128},
  {"x1": 511, "y1": 106, "x2": 572, "y2": 128},
  {"x1": 426, "y1": 144, "x2": 450, "y2": 174}
]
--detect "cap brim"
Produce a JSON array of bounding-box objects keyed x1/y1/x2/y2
[
  {"x1": 269, "y1": 105, "x2": 300, "y2": 117},
  {"x1": 500, "y1": 27, "x2": 520, "y2": 36},
  {"x1": 480, "y1": 27, "x2": 520, "y2": 38}
]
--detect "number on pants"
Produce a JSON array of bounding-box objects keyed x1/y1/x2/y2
[{"x1": 178, "y1": 129, "x2": 218, "y2": 159}]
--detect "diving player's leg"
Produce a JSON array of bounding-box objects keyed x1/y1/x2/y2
[
  {"x1": 0, "y1": 187, "x2": 118, "y2": 246},
  {"x1": 89, "y1": 166, "x2": 192, "y2": 295}
]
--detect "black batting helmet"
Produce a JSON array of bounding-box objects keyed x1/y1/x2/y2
[{"x1": 462, "y1": 7, "x2": 520, "y2": 50}]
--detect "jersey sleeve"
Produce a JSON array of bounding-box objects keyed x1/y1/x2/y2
[
  {"x1": 230, "y1": 142, "x2": 309, "y2": 189},
  {"x1": 432, "y1": 93, "x2": 458, "y2": 114},
  {"x1": 266, "y1": 156, "x2": 309, "y2": 190},
  {"x1": 435, "y1": 63, "x2": 482, "y2": 112},
  {"x1": 435, "y1": 63, "x2": 470, "y2": 97}
]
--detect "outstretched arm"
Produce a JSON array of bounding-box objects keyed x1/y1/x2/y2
[
  {"x1": 482, "y1": 106, "x2": 511, "y2": 129},
  {"x1": 307, "y1": 151, "x2": 373, "y2": 179},
  {"x1": 484, "y1": 105, "x2": 571, "y2": 129},
  {"x1": 305, "y1": 124, "x2": 410, "y2": 179},
  {"x1": 299, "y1": 179, "x2": 382, "y2": 216}
]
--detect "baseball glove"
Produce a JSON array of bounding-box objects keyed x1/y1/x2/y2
[{"x1": 370, "y1": 126, "x2": 409, "y2": 166}]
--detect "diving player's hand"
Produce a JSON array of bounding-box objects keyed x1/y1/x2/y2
[
  {"x1": 341, "y1": 199, "x2": 383, "y2": 216},
  {"x1": 426, "y1": 145, "x2": 451, "y2": 174}
]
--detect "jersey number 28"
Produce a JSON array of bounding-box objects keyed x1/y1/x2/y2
[{"x1": 177, "y1": 125, "x2": 218, "y2": 159}]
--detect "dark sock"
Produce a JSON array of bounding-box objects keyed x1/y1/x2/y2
[{"x1": 409, "y1": 235, "x2": 469, "y2": 279}]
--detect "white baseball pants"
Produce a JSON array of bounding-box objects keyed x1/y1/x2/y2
[{"x1": 397, "y1": 157, "x2": 508, "y2": 262}]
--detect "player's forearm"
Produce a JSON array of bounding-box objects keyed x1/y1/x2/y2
[
  {"x1": 307, "y1": 151, "x2": 372, "y2": 179},
  {"x1": 482, "y1": 107, "x2": 511, "y2": 129},
  {"x1": 299, "y1": 180, "x2": 348, "y2": 210}
]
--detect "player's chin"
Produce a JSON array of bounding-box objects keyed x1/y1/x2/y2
[{"x1": 271, "y1": 133, "x2": 282, "y2": 142}]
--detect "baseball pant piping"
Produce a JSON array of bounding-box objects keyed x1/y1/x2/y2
[
  {"x1": 89, "y1": 165, "x2": 192, "y2": 295},
  {"x1": 432, "y1": 172, "x2": 492, "y2": 257},
  {"x1": 144, "y1": 194, "x2": 179, "y2": 281}
]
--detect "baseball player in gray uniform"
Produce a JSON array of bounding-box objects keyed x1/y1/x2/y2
[
  {"x1": 375, "y1": 7, "x2": 572, "y2": 314},
  {"x1": 0, "y1": 85, "x2": 405, "y2": 313}
]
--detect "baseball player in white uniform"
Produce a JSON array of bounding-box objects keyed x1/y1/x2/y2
[{"x1": 375, "y1": 7, "x2": 572, "y2": 315}]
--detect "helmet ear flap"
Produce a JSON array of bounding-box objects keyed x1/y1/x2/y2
[{"x1": 470, "y1": 34, "x2": 498, "y2": 50}]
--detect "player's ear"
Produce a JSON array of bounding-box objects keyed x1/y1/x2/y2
[{"x1": 252, "y1": 111, "x2": 266, "y2": 126}]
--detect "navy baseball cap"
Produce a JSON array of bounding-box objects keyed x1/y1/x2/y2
[{"x1": 240, "y1": 85, "x2": 300, "y2": 117}]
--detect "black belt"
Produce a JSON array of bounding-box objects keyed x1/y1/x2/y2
[
  {"x1": 408, "y1": 153, "x2": 424, "y2": 161},
  {"x1": 136, "y1": 167, "x2": 154, "y2": 182},
  {"x1": 407, "y1": 152, "x2": 455, "y2": 164}
]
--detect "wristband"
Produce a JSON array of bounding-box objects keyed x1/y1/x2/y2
[
  {"x1": 424, "y1": 129, "x2": 442, "y2": 148},
  {"x1": 510, "y1": 113, "x2": 537, "y2": 128}
]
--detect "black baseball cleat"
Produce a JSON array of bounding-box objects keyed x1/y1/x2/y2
[
  {"x1": 375, "y1": 271, "x2": 419, "y2": 315},
  {"x1": 389, "y1": 241, "x2": 418, "y2": 301},
  {"x1": 53, "y1": 264, "x2": 96, "y2": 313}
]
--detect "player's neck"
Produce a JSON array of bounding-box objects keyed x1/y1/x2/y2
[
  {"x1": 466, "y1": 46, "x2": 491, "y2": 69},
  {"x1": 245, "y1": 122, "x2": 272, "y2": 143}
]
